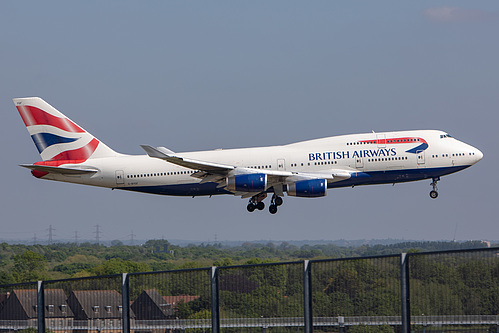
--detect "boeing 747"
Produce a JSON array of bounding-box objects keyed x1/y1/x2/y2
[{"x1": 14, "y1": 97, "x2": 483, "y2": 214}]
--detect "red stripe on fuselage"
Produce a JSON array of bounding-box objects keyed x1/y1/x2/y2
[
  {"x1": 359, "y1": 137, "x2": 427, "y2": 145},
  {"x1": 16, "y1": 105, "x2": 85, "y2": 133}
]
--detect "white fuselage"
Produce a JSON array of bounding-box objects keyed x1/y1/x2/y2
[{"x1": 40, "y1": 130, "x2": 482, "y2": 197}]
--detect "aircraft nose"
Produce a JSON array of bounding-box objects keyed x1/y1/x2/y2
[
  {"x1": 475, "y1": 148, "x2": 483, "y2": 162},
  {"x1": 472, "y1": 147, "x2": 483, "y2": 164}
]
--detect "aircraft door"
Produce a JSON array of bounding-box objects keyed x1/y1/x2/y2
[
  {"x1": 115, "y1": 170, "x2": 125, "y2": 185},
  {"x1": 417, "y1": 150, "x2": 425, "y2": 166},
  {"x1": 277, "y1": 159, "x2": 285, "y2": 171},
  {"x1": 355, "y1": 158, "x2": 364, "y2": 169}
]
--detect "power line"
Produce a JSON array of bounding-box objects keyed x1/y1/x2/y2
[
  {"x1": 129, "y1": 230, "x2": 136, "y2": 246},
  {"x1": 94, "y1": 225, "x2": 101, "y2": 245},
  {"x1": 47, "y1": 225, "x2": 55, "y2": 245}
]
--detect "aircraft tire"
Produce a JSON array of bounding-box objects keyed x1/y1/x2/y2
[
  {"x1": 256, "y1": 202, "x2": 265, "y2": 210},
  {"x1": 429, "y1": 190, "x2": 438, "y2": 199},
  {"x1": 275, "y1": 196, "x2": 283, "y2": 206},
  {"x1": 247, "y1": 204, "x2": 256, "y2": 212},
  {"x1": 269, "y1": 205, "x2": 278, "y2": 214}
]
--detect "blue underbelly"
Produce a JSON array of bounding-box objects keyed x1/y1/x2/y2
[{"x1": 118, "y1": 165, "x2": 470, "y2": 196}]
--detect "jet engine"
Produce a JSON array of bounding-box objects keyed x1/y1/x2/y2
[
  {"x1": 227, "y1": 173, "x2": 267, "y2": 192},
  {"x1": 287, "y1": 179, "x2": 327, "y2": 197}
]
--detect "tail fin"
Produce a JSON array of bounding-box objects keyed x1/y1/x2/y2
[{"x1": 13, "y1": 97, "x2": 119, "y2": 163}]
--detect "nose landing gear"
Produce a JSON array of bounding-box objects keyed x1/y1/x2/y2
[{"x1": 429, "y1": 177, "x2": 439, "y2": 199}]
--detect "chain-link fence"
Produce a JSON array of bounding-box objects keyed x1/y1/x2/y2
[
  {"x1": 218, "y1": 261, "x2": 304, "y2": 332},
  {"x1": 311, "y1": 255, "x2": 401, "y2": 332},
  {"x1": 0, "y1": 282, "x2": 38, "y2": 332},
  {"x1": 408, "y1": 249, "x2": 499, "y2": 333},
  {"x1": 0, "y1": 248, "x2": 497, "y2": 333},
  {"x1": 43, "y1": 275, "x2": 123, "y2": 333},
  {"x1": 129, "y1": 268, "x2": 212, "y2": 332}
]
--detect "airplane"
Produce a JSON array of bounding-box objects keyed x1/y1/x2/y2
[{"x1": 14, "y1": 97, "x2": 483, "y2": 214}]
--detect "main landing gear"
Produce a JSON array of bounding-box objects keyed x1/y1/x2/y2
[
  {"x1": 429, "y1": 177, "x2": 439, "y2": 199},
  {"x1": 268, "y1": 194, "x2": 283, "y2": 215},
  {"x1": 247, "y1": 193, "x2": 283, "y2": 214},
  {"x1": 247, "y1": 193, "x2": 267, "y2": 212}
]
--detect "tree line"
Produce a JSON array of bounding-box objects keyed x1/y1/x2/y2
[{"x1": 0, "y1": 239, "x2": 491, "y2": 285}]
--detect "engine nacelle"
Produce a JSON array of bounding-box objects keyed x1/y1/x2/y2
[
  {"x1": 288, "y1": 179, "x2": 327, "y2": 197},
  {"x1": 227, "y1": 173, "x2": 267, "y2": 192}
]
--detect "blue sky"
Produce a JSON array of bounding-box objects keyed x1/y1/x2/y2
[{"x1": 1, "y1": 1, "x2": 498, "y2": 243}]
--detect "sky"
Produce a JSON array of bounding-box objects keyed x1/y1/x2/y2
[{"x1": 1, "y1": 1, "x2": 498, "y2": 244}]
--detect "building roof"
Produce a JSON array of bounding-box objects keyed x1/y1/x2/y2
[
  {"x1": 162, "y1": 295, "x2": 200, "y2": 305},
  {"x1": 67, "y1": 290, "x2": 122, "y2": 320},
  {"x1": 0, "y1": 289, "x2": 73, "y2": 320},
  {"x1": 131, "y1": 289, "x2": 200, "y2": 320}
]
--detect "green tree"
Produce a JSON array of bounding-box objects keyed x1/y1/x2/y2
[
  {"x1": 12, "y1": 250, "x2": 48, "y2": 282},
  {"x1": 0, "y1": 271, "x2": 15, "y2": 285},
  {"x1": 110, "y1": 240, "x2": 124, "y2": 246},
  {"x1": 92, "y1": 258, "x2": 149, "y2": 275},
  {"x1": 213, "y1": 258, "x2": 233, "y2": 267},
  {"x1": 324, "y1": 265, "x2": 363, "y2": 298},
  {"x1": 53, "y1": 262, "x2": 98, "y2": 276}
]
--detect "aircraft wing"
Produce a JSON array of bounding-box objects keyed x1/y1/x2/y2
[
  {"x1": 141, "y1": 145, "x2": 353, "y2": 197},
  {"x1": 141, "y1": 145, "x2": 234, "y2": 174}
]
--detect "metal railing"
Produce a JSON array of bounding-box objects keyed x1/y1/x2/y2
[{"x1": 0, "y1": 247, "x2": 497, "y2": 333}]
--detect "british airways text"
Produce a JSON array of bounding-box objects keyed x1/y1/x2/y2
[{"x1": 309, "y1": 148, "x2": 396, "y2": 161}]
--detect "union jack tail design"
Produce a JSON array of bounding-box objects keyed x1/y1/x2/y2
[{"x1": 14, "y1": 97, "x2": 118, "y2": 164}]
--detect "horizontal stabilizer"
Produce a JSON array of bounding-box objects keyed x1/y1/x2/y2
[{"x1": 20, "y1": 164, "x2": 98, "y2": 175}]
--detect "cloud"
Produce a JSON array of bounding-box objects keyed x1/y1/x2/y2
[{"x1": 423, "y1": 7, "x2": 499, "y2": 22}]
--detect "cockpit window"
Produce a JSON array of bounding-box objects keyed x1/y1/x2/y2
[{"x1": 440, "y1": 134, "x2": 452, "y2": 138}]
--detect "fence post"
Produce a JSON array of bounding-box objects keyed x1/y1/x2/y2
[
  {"x1": 122, "y1": 273, "x2": 130, "y2": 333},
  {"x1": 211, "y1": 266, "x2": 220, "y2": 333},
  {"x1": 304, "y1": 260, "x2": 312, "y2": 333},
  {"x1": 401, "y1": 253, "x2": 410, "y2": 333},
  {"x1": 37, "y1": 281, "x2": 45, "y2": 333}
]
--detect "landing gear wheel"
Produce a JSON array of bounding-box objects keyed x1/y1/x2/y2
[
  {"x1": 247, "y1": 193, "x2": 267, "y2": 213},
  {"x1": 271, "y1": 194, "x2": 283, "y2": 207},
  {"x1": 429, "y1": 177, "x2": 440, "y2": 199},
  {"x1": 269, "y1": 205, "x2": 278, "y2": 214}
]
